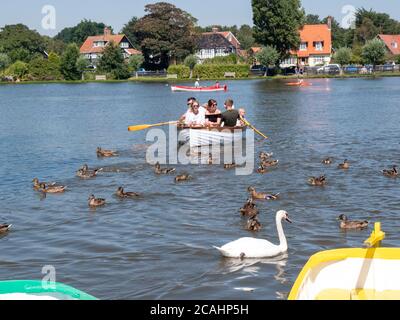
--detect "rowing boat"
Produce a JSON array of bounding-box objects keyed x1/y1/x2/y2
[
  {"x1": 0, "y1": 280, "x2": 97, "y2": 300},
  {"x1": 286, "y1": 82, "x2": 312, "y2": 87},
  {"x1": 178, "y1": 126, "x2": 246, "y2": 147},
  {"x1": 171, "y1": 85, "x2": 228, "y2": 92},
  {"x1": 289, "y1": 223, "x2": 400, "y2": 300}
]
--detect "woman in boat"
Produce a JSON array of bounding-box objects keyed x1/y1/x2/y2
[
  {"x1": 205, "y1": 99, "x2": 222, "y2": 127},
  {"x1": 184, "y1": 101, "x2": 206, "y2": 127}
]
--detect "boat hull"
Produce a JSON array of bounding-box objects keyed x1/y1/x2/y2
[
  {"x1": 171, "y1": 85, "x2": 227, "y2": 92},
  {"x1": 178, "y1": 126, "x2": 246, "y2": 147}
]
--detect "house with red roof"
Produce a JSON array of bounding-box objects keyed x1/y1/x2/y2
[
  {"x1": 377, "y1": 34, "x2": 400, "y2": 56},
  {"x1": 80, "y1": 27, "x2": 141, "y2": 64}
]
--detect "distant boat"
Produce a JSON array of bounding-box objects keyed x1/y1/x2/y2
[
  {"x1": 171, "y1": 84, "x2": 228, "y2": 92},
  {"x1": 285, "y1": 81, "x2": 312, "y2": 87}
]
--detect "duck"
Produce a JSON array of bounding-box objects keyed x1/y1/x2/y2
[
  {"x1": 261, "y1": 159, "x2": 279, "y2": 167},
  {"x1": 224, "y1": 163, "x2": 237, "y2": 169},
  {"x1": 246, "y1": 217, "x2": 262, "y2": 232},
  {"x1": 383, "y1": 165, "x2": 398, "y2": 177},
  {"x1": 32, "y1": 178, "x2": 56, "y2": 190},
  {"x1": 208, "y1": 154, "x2": 213, "y2": 165},
  {"x1": 240, "y1": 199, "x2": 259, "y2": 218},
  {"x1": 0, "y1": 224, "x2": 12, "y2": 234},
  {"x1": 175, "y1": 174, "x2": 192, "y2": 182},
  {"x1": 322, "y1": 157, "x2": 333, "y2": 165},
  {"x1": 96, "y1": 147, "x2": 118, "y2": 157},
  {"x1": 76, "y1": 164, "x2": 103, "y2": 178},
  {"x1": 308, "y1": 175, "x2": 326, "y2": 186},
  {"x1": 338, "y1": 159, "x2": 350, "y2": 169},
  {"x1": 88, "y1": 195, "x2": 106, "y2": 207},
  {"x1": 214, "y1": 210, "x2": 292, "y2": 258},
  {"x1": 338, "y1": 214, "x2": 369, "y2": 230},
  {"x1": 259, "y1": 152, "x2": 273, "y2": 160},
  {"x1": 39, "y1": 183, "x2": 67, "y2": 194},
  {"x1": 256, "y1": 164, "x2": 268, "y2": 174},
  {"x1": 248, "y1": 187, "x2": 279, "y2": 200},
  {"x1": 154, "y1": 162, "x2": 176, "y2": 175},
  {"x1": 116, "y1": 187, "x2": 140, "y2": 198}
]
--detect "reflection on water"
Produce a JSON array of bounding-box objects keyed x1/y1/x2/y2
[{"x1": 1, "y1": 78, "x2": 400, "y2": 299}]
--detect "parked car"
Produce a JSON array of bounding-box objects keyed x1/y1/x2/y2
[
  {"x1": 281, "y1": 66, "x2": 297, "y2": 76},
  {"x1": 343, "y1": 65, "x2": 359, "y2": 74},
  {"x1": 250, "y1": 65, "x2": 276, "y2": 76},
  {"x1": 317, "y1": 64, "x2": 341, "y2": 74},
  {"x1": 383, "y1": 64, "x2": 395, "y2": 71}
]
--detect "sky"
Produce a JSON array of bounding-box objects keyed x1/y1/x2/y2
[{"x1": 1, "y1": 0, "x2": 400, "y2": 36}]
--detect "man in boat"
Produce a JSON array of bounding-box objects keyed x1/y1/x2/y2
[
  {"x1": 221, "y1": 99, "x2": 240, "y2": 127},
  {"x1": 195, "y1": 78, "x2": 200, "y2": 88},
  {"x1": 215, "y1": 81, "x2": 220, "y2": 88},
  {"x1": 205, "y1": 99, "x2": 222, "y2": 127}
]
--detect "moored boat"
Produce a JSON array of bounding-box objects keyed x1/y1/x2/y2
[
  {"x1": 288, "y1": 223, "x2": 400, "y2": 300},
  {"x1": 0, "y1": 280, "x2": 97, "y2": 300},
  {"x1": 171, "y1": 84, "x2": 228, "y2": 92},
  {"x1": 178, "y1": 126, "x2": 246, "y2": 147}
]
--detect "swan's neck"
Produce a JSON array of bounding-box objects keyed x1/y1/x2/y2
[{"x1": 275, "y1": 216, "x2": 288, "y2": 251}]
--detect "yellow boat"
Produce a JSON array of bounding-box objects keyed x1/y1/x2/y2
[{"x1": 289, "y1": 223, "x2": 400, "y2": 300}]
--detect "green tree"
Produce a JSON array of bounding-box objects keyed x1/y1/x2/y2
[
  {"x1": 43, "y1": 36, "x2": 67, "y2": 55},
  {"x1": 362, "y1": 39, "x2": 387, "y2": 68},
  {"x1": 305, "y1": 14, "x2": 321, "y2": 24},
  {"x1": 5, "y1": 60, "x2": 28, "y2": 79},
  {"x1": 252, "y1": 0, "x2": 305, "y2": 60},
  {"x1": 256, "y1": 46, "x2": 280, "y2": 76},
  {"x1": 60, "y1": 43, "x2": 80, "y2": 80},
  {"x1": 0, "y1": 24, "x2": 46, "y2": 62},
  {"x1": 184, "y1": 54, "x2": 198, "y2": 78},
  {"x1": 76, "y1": 56, "x2": 89, "y2": 75},
  {"x1": 134, "y1": 2, "x2": 197, "y2": 69},
  {"x1": 0, "y1": 53, "x2": 10, "y2": 70},
  {"x1": 334, "y1": 47, "x2": 352, "y2": 66},
  {"x1": 121, "y1": 17, "x2": 140, "y2": 49},
  {"x1": 321, "y1": 16, "x2": 353, "y2": 49},
  {"x1": 128, "y1": 54, "x2": 144, "y2": 72},
  {"x1": 55, "y1": 20, "x2": 107, "y2": 45},
  {"x1": 237, "y1": 25, "x2": 255, "y2": 50},
  {"x1": 98, "y1": 41, "x2": 130, "y2": 79}
]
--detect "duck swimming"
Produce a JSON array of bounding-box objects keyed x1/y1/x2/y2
[
  {"x1": 208, "y1": 154, "x2": 213, "y2": 165},
  {"x1": 240, "y1": 199, "x2": 259, "y2": 218},
  {"x1": 39, "y1": 183, "x2": 67, "y2": 194},
  {"x1": 88, "y1": 195, "x2": 106, "y2": 207},
  {"x1": 224, "y1": 163, "x2": 237, "y2": 169},
  {"x1": 97, "y1": 147, "x2": 118, "y2": 157},
  {"x1": 154, "y1": 162, "x2": 176, "y2": 175},
  {"x1": 76, "y1": 164, "x2": 103, "y2": 178},
  {"x1": 248, "y1": 187, "x2": 279, "y2": 200},
  {"x1": 383, "y1": 165, "x2": 398, "y2": 177},
  {"x1": 338, "y1": 214, "x2": 369, "y2": 230},
  {"x1": 256, "y1": 164, "x2": 268, "y2": 174},
  {"x1": 116, "y1": 187, "x2": 140, "y2": 198},
  {"x1": 261, "y1": 159, "x2": 279, "y2": 167},
  {"x1": 308, "y1": 175, "x2": 326, "y2": 186},
  {"x1": 259, "y1": 152, "x2": 273, "y2": 160},
  {"x1": 322, "y1": 157, "x2": 333, "y2": 165},
  {"x1": 338, "y1": 159, "x2": 350, "y2": 169},
  {"x1": 246, "y1": 217, "x2": 262, "y2": 232},
  {"x1": 214, "y1": 210, "x2": 292, "y2": 258},
  {"x1": 175, "y1": 174, "x2": 192, "y2": 182},
  {"x1": 32, "y1": 178, "x2": 56, "y2": 190},
  {"x1": 0, "y1": 224, "x2": 12, "y2": 234}
]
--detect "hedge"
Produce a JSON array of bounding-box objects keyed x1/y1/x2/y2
[
  {"x1": 167, "y1": 65, "x2": 190, "y2": 79},
  {"x1": 193, "y1": 64, "x2": 250, "y2": 78}
]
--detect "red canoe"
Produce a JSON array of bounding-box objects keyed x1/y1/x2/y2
[
  {"x1": 286, "y1": 82, "x2": 312, "y2": 87},
  {"x1": 171, "y1": 85, "x2": 228, "y2": 92}
]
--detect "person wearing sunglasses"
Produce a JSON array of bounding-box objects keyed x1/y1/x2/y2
[
  {"x1": 205, "y1": 99, "x2": 222, "y2": 127},
  {"x1": 183, "y1": 101, "x2": 206, "y2": 127}
]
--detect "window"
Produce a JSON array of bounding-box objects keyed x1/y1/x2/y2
[
  {"x1": 120, "y1": 42, "x2": 129, "y2": 48},
  {"x1": 392, "y1": 42, "x2": 398, "y2": 49},
  {"x1": 94, "y1": 41, "x2": 105, "y2": 47},
  {"x1": 300, "y1": 42, "x2": 308, "y2": 51},
  {"x1": 313, "y1": 56, "x2": 325, "y2": 63},
  {"x1": 314, "y1": 42, "x2": 323, "y2": 51}
]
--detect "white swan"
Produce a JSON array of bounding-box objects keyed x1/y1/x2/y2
[{"x1": 214, "y1": 210, "x2": 292, "y2": 258}]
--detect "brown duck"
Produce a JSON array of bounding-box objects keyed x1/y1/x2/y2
[
  {"x1": 97, "y1": 147, "x2": 118, "y2": 157},
  {"x1": 338, "y1": 159, "x2": 350, "y2": 169},
  {"x1": 308, "y1": 175, "x2": 326, "y2": 186},
  {"x1": 155, "y1": 162, "x2": 176, "y2": 174},
  {"x1": 32, "y1": 178, "x2": 56, "y2": 190},
  {"x1": 257, "y1": 164, "x2": 268, "y2": 174},
  {"x1": 338, "y1": 214, "x2": 369, "y2": 230},
  {"x1": 240, "y1": 199, "x2": 259, "y2": 218},
  {"x1": 76, "y1": 164, "x2": 103, "y2": 178},
  {"x1": 261, "y1": 159, "x2": 279, "y2": 167},
  {"x1": 175, "y1": 173, "x2": 192, "y2": 182},
  {"x1": 322, "y1": 157, "x2": 333, "y2": 165},
  {"x1": 224, "y1": 163, "x2": 237, "y2": 169},
  {"x1": 259, "y1": 152, "x2": 273, "y2": 160},
  {"x1": 116, "y1": 187, "x2": 140, "y2": 198},
  {"x1": 383, "y1": 165, "x2": 398, "y2": 177},
  {"x1": 0, "y1": 224, "x2": 12, "y2": 234},
  {"x1": 247, "y1": 187, "x2": 279, "y2": 200},
  {"x1": 39, "y1": 183, "x2": 67, "y2": 194},
  {"x1": 208, "y1": 154, "x2": 213, "y2": 165},
  {"x1": 88, "y1": 195, "x2": 106, "y2": 207},
  {"x1": 246, "y1": 217, "x2": 262, "y2": 232}
]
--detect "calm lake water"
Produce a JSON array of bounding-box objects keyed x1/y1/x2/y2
[{"x1": 0, "y1": 78, "x2": 399, "y2": 300}]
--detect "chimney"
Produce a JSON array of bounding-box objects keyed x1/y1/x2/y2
[
  {"x1": 212, "y1": 27, "x2": 219, "y2": 33},
  {"x1": 327, "y1": 16, "x2": 332, "y2": 30},
  {"x1": 104, "y1": 26, "x2": 111, "y2": 36}
]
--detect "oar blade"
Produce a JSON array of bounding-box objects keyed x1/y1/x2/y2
[{"x1": 128, "y1": 124, "x2": 152, "y2": 132}]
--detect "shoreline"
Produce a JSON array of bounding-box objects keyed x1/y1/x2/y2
[{"x1": 1, "y1": 72, "x2": 399, "y2": 85}]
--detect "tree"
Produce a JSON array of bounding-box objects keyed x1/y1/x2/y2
[
  {"x1": 252, "y1": 0, "x2": 305, "y2": 60},
  {"x1": 128, "y1": 54, "x2": 144, "y2": 72},
  {"x1": 305, "y1": 14, "x2": 321, "y2": 24},
  {"x1": 0, "y1": 24, "x2": 46, "y2": 62},
  {"x1": 55, "y1": 20, "x2": 107, "y2": 45},
  {"x1": 76, "y1": 56, "x2": 89, "y2": 76},
  {"x1": 43, "y1": 36, "x2": 67, "y2": 55},
  {"x1": 334, "y1": 47, "x2": 352, "y2": 66},
  {"x1": 134, "y1": 2, "x2": 197, "y2": 69},
  {"x1": 5, "y1": 60, "x2": 28, "y2": 79},
  {"x1": 237, "y1": 25, "x2": 255, "y2": 50},
  {"x1": 355, "y1": 17, "x2": 379, "y2": 44},
  {"x1": 98, "y1": 41, "x2": 130, "y2": 79},
  {"x1": 0, "y1": 53, "x2": 10, "y2": 70},
  {"x1": 321, "y1": 16, "x2": 353, "y2": 49},
  {"x1": 121, "y1": 17, "x2": 140, "y2": 49},
  {"x1": 256, "y1": 46, "x2": 280, "y2": 76},
  {"x1": 184, "y1": 55, "x2": 198, "y2": 78},
  {"x1": 362, "y1": 39, "x2": 387, "y2": 68},
  {"x1": 60, "y1": 43, "x2": 80, "y2": 80}
]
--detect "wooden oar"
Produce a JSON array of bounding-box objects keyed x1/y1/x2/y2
[
  {"x1": 128, "y1": 121, "x2": 178, "y2": 132},
  {"x1": 241, "y1": 117, "x2": 269, "y2": 139}
]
